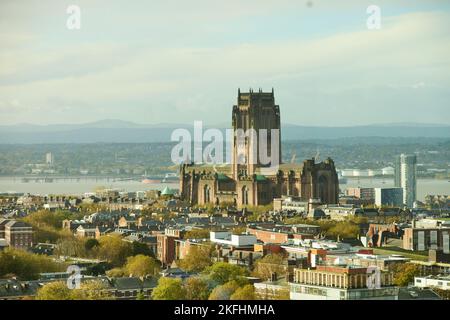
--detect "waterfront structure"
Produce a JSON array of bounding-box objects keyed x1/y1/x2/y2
[
  {"x1": 395, "y1": 154, "x2": 417, "y2": 207},
  {"x1": 374, "y1": 187, "x2": 403, "y2": 207},
  {"x1": 180, "y1": 89, "x2": 339, "y2": 208}
]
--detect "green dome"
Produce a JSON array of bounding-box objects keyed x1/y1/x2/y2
[{"x1": 161, "y1": 187, "x2": 175, "y2": 196}]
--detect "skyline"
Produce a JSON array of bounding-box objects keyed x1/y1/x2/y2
[{"x1": 1, "y1": 0, "x2": 450, "y2": 126}]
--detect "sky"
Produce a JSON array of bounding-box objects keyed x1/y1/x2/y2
[{"x1": 0, "y1": 0, "x2": 450, "y2": 127}]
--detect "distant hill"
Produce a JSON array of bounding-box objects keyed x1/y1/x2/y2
[{"x1": 0, "y1": 120, "x2": 448, "y2": 144}]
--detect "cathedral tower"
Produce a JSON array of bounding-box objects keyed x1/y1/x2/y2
[{"x1": 232, "y1": 88, "x2": 281, "y2": 179}]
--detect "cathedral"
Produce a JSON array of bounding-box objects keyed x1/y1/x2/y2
[{"x1": 179, "y1": 89, "x2": 339, "y2": 208}]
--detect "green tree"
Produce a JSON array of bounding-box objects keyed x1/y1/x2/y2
[
  {"x1": 230, "y1": 284, "x2": 256, "y2": 300},
  {"x1": 204, "y1": 262, "x2": 248, "y2": 285},
  {"x1": 106, "y1": 267, "x2": 126, "y2": 278},
  {"x1": 208, "y1": 280, "x2": 240, "y2": 300},
  {"x1": 0, "y1": 248, "x2": 63, "y2": 280},
  {"x1": 136, "y1": 292, "x2": 146, "y2": 300},
  {"x1": 85, "y1": 238, "x2": 100, "y2": 251},
  {"x1": 97, "y1": 235, "x2": 133, "y2": 267},
  {"x1": 184, "y1": 277, "x2": 211, "y2": 300},
  {"x1": 124, "y1": 255, "x2": 160, "y2": 277},
  {"x1": 70, "y1": 280, "x2": 114, "y2": 300},
  {"x1": 183, "y1": 229, "x2": 210, "y2": 239},
  {"x1": 35, "y1": 281, "x2": 73, "y2": 300},
  {"x1": 151, "y1": 277, "x2": 186, "y2": 300},
  {"x1": 131, "y1": 241, "x2": 154, "y2": 257},
  {"x1": 36, "y1": 280, "x2": 114, "y2": 300},
  {"x1": 179, "y1": 246, "x2": 212, "y2": 273}
]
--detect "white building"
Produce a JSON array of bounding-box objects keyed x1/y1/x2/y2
[
  {"x1": 395, "y1": 154, "x2": 417, "y2": 208},
  {"x1": 45, "y1": 152, "x2": 54, "y2": 165},
  {"x1": 210, "y1": 231, "x2": 257, "y2": 248},
  {"x1": 414, "y1": 275, "x2": 450, "y2": 290}
]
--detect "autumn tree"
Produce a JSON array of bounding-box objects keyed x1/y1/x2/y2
[
  {"x1": 204, "y1": 262, "x2": 249, "y2": 285},
  {"x1": 151, "y1": 277, "x2": 186, "y2": 300},
  {"x1": 393, "y1": 263, "x2": 422, "y2": 287},
  {"x1": 70, "y1": 280, "x2": 114, "y2": 300},
  {"x1": 35, "y1": 281, "x2": 73, "y2": 300},
  {"x1": 179, "y1": 246, "x2": 212, "y2": 273},
  {"x1": 230, "y1": 284, "x2": 256, "y2": 300},
  {"x1": 55, "y1": 238, "x2": 86, "y2": 257},
  {"x1": 0, "y1": 248, "x2": 62, "y2": 280},
  {"x1": 252, "y1": 253, "x2": 286, "y2": 281},
  {"x1": 183, "y1": 229, "x2": 210, "y2": 239},
  {"x1": 184, "y1": 277, "x2": 212, "y2": 300},
  {"x1": 97, "y1": 235, "x2": 133, "y2": 267},
  {"x1": 124, "y1": 255, "x2": 160, "y2": 277},
  {"x1": 208, "y1": 280, "x2": 240, "y2": 300},
  {"x1": 36, "y1": 280, "x2": 114, "y2": 300}
]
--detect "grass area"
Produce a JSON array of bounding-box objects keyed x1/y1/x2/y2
[{"x1": 372, "y1": 246, "x2": 428, "y2": 261}]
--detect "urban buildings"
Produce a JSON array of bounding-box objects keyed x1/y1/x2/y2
[
  {"x1": 403, "y1": 219, "x2": 450, "y2": 252},
  {"x1": 395, "y1": 154, "x2": 417, "y2": 207},
  {"x1": 180, "y1": 90, "x2": 339, "y2": 208},
  {"x1": 374, "y1": 187, "x2": 403, "y2": 207},
  {"x1": 414, "y1": 275, "x2": 450, "y2": 290},
  {"x1": 345, "y1": 187, "x2": 375, "y2": 202},
  {"x1": 290, "y1": 265, "x2": 398, "y2": 300},
  {"x1": 0, "y1": 219, "x2": 33, "y2": 249}
]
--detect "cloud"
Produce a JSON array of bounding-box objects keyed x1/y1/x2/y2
[{"x1": 0, "y1": 2, "x2": 449, "y2": 125}]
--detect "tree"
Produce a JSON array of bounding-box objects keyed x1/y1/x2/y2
[
  {"x1": 36, "y1": 280, "x2": 114, "y2": 300},
  {"x1": 184, "y1": 277, "x2": 211, "y2": 300},
  {"x1": 55, "y1": 238, "x2": 86, "y2": 257},
  {"x1": 183, "y1": 229, "x2": 210, "y2": 240},
  {"x1": 136, "y1": 292, "x2": 146, "y2": 300},
  {"x1": 106, "y1": 267, "x2": 126, "y2": 278},
  {"x1": 132, "y1": 241, "x2": 154, "y2": 258},
  {"x1": 85, "y1": 238, "x2": 100, "y2": 251},
  {"x1": 35, "y1": 281, "x2": 73, "y2": 300},
  {"x1": 97, "y1": 235, "x2": 133, "y2": 267},
  {"x1": 179, "y1": 246, "x2": 212, "y2": 273},
  {"x1": 252, "y1": 253, "x2": 286, "y2": 281},
  {"x1": 208, "y1": 280, "x2": 240, "y2": 300},
  {"x1": 70, "y1": 280, "x2": 114, "y2": 300},
  {"x1": 204, "y1": 262, "x2": 249, "y2": 285},
  {"x1": 230, "y1": 284, "x2": 256, "y2": 300},
  {"x1": 393, "y1": 263, "x2": 422, "y2": 287},
  {"x1": 124, "y1": 255, "x2": 160, "y2": 277},
  {"x1": 0, "y1": 248, "x2": 62, "y2": 280},
  {"x1": 151, "y1": 277, "x2": 186, "y2": 300}
]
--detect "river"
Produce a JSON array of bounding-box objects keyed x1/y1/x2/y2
[{"x1": 0, "y1": 177, "x2": 448, "y2": 201}]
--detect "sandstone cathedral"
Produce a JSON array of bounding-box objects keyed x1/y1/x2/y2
[{"x1": 179, "y1": 89, "x2": 339, "y2": 208}]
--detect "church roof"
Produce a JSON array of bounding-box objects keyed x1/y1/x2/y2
[
  {"x1": 255, "y1": 174, "x2": 267, "y2": 182},
  {"x1": 217, "y1": 173, "x2": 231, "y2": 181}
]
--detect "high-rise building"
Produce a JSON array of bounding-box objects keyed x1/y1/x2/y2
[
  {"x1": 45, "y1": 152, "x2": 54, "y2": 165},
  {"x1": 374, "y1": 187, "x2": 403, "y2": 207},
  {"x1": 394, "y1": 154, "x2": 417, "y2": 207}
]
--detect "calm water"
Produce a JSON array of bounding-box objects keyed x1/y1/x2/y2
[
  {"x1": 0, "y1": 177, "x2": 448, "y2": 201},
  {"x1": 0, "y1": 177, "x2": 179, "y2": 196},
  {"x1": 341, "y1": 177, "x2": 449, "y2": 201}
]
